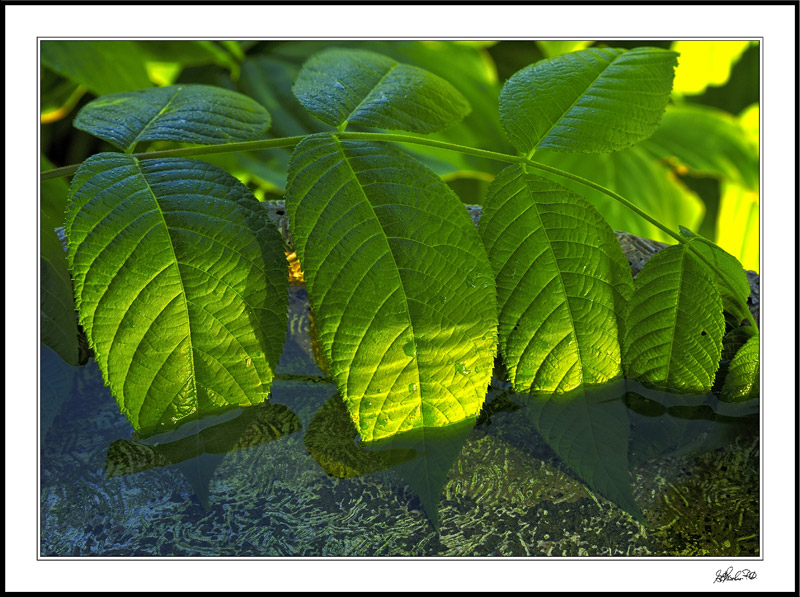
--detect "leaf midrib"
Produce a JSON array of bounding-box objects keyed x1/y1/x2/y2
[
  {"x1": 343, "y1": 62, "x2": 400, "y2": 126},
  {"x1": 533, "y1": 50, "x2": 620, "y2": 150},
  {"x1": 132, "y1": 157, "x2": 199, "y2": 419},
  {"x1": 329, "y1": 136, "x2": 424, "y2": 433},
  {"x1": 127, "y1": 86, "x2": 182, "y2": 152}
]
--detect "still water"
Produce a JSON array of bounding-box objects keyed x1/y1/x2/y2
[{"x1": 40, "y1": 286, "x2": 759, "y2": 557}]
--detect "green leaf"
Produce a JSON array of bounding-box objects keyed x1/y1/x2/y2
[
  {"x1": 623, "y1": 244, "x2": 725, "y2": 393},
  {"x1": 286, "y1": 134, "x2": 497, "y2": 443},
  {"x1": 642, "y1": 104, "x2": 759, "y2": 190},
  {"x1": 74, "y1": 84, "x2": 272, "y2": 153},
  {"x1": 517, "y1": 381, "x2": 643, "y2": 521},
  {"x1": 40, "y1": 155, "x2": 69, "y2": 225},
  {"x1": 721, "y1": 335, "x2": 759, "y2": 402},
  {"x1": 66, "y1": 154, "x2": 289, "y2": 432},
  {"x1": 499, "y1": 47, "x2": 678, "y2": 154},
  {"x1": 532, "y1": 145, "x2": 705, "y2": 244},
  {"x1": 681, "y1": 233, "x2": 753, "y2": 326},
  {"x1": 479, "y1": 165, "x2": 633, "y2": 393},
  {"x1": 41, "y1": 41, "x2": 154, "y2": 96},
  {"x1": 41, "y1": 213, "x2": 81, "y2": 365},
  {"x1": 292, "y1": 48, "x2": 470, "y2": 133}
]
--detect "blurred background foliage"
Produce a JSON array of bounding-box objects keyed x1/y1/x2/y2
[{"x1": 41, "y1": 39, "x2": 759, "y2": 272}]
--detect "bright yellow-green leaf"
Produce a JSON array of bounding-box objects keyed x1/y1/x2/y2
[
  {"x1": 721, "y1": 334, "x2": 759, "y2": 402},
  {"x1": 739, "y1": 103, "x2": 760, "y2": 148},
  {"x1": 66, "y1": 154, "x2": 289, "y2": 433},
  {"x1": 716, "y1": 182, "x2": 759, "y2": 273},
  {"x1": 286, "y1": 134, "x2": 498, "y2": 443},
  {"x1": 671, "y1": 40, "x2": 751, "y2": 95}
]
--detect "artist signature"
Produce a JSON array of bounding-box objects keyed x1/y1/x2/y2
[{"x1": 713, "y1": 566, "x2": 757, "y2": 583}]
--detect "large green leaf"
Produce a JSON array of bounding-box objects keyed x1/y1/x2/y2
[
  {"x1": 623, "y1": 244, "x2": 725, "y2": 394},
  {"x1": 41, "y1": 213, "x2": 81, "y2": 365},
  {"x1": 721, "y1": 334, "x2": 759, "y2": 402},
  {"x1": 292, "y1": 48, "x2": 470, "y2": 133},
  {"x1": 516, "y1": 381, "x2": 643, "y2": 521},
  {"x1": 74, "y1": 85, "x2": 271, "y2": 153},
  {"x1": 532, "y1": 145, "x2": 705, "y2": 244},
  {"x1": 66, "y1": 154, "x2": 288, "y2": 432},
  {"x1": 41, "y1": 41, "x2": 154, "y2": 96},
  {"x1": 499, "y1": 47, "x2": 678, "y2": 154},
  {"x1": 479, "y1": 165, "x2": 633, "y2": 393},
  {"x1": 642, "y1": 104, "x2": 759, "y2": 190},
  {"x1": 286, "y1": 134, "x2": 497, "y2": 443}
]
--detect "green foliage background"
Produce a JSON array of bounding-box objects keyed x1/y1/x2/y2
[{"x1": 41, "y1": 39, "x2": 760, "y2": 271}]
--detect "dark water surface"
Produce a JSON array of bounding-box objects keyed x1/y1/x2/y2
[{"x1": 40, "y1": 287, "x2": 759, "y2": 558}]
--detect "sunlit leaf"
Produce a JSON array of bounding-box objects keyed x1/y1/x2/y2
[
  {"x1": 66, "y1": 154, "x2": 288, "y2": 432},
  {"x1": 532, "y1": 145, "x2": 705, "y2": 244},
  {"x1": 74, "y1": 84, "x2": 271, "y2": 152},
  {"x1": 480, "y1": 165, "x2": 633, "y2": 393},
  {"x1": 721, "y1": 335, "x2": 759, "y2": 403},
  {"x1": 716, "y1": 182, "x2": 759, "y2": 273},
  {"x1": 499, "y1": 47, "x2": 677, "y2": 154},
  {"x1": 671, "y1": 40, "x2": 751, "y2": 96},
  {"x1": 642, "y1": 104, "x2": 759, "y2": 190},
  {"x1": 286, "y1": 134, "x2": 497, "y2": 443},
  {"x1": 292, "y1": 48, "x2": 470, "y2": 133},
  {"x1": 41, "y1": 40, "x2": 154, "y2": 96},
  {"x1": 623, "y1": 244, "x2": 725, "y2": 394}
]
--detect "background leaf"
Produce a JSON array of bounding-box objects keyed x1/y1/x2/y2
[
  {"x1": 41, "y1": 213, "x2": 81, "y2": 365},
  {"x1": 721, "y1": 334, "x2": 759, "y2": 402},
  {"x1": 74, "y1": 84, "x2": 271, "y2": 152},
  {"x1": 41, "y1": 41, "x2": 154, "y2": 96},
  {"x1": 531, "y1": 145, "x2": 705, "y2": 244},
  {"x1": 286, "y1": 134, "x2": 497, "y2": 443},
  {"x1": 623, "y1": 244, "x2": 725, "y2": 393},
  {"x1": 716, "y1": 182, "x2": 759, "y2": 273},
  {"x1": 480, "y1": 165, "x2": 633, "y2": 393},
  {"x1": 670, "y1": 40, "x2": 751, "y2": 96},
  {"x1": 292, "y1": 48, "x2": 470, "y2": 133},
  {"x1": 66, "y1": 154, "x2": 288, "y2": 432},
  {"x1": 536, "y1": 40, "x2": 593, "y2": 58},
  {"x1": 499, "y1": 47, "x2": 678, "y2": 154},
  {"x1": 40, "y1": 343, "x2": 78, "y2": 439}
]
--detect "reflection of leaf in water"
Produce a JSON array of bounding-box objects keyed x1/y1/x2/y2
[
  {"x1": 364, "y1": 417, "x2": 476, "y2": 532},
  {"x1": 40, "y1": 344, "x2": 79, "y2": 440},
  {"x1": 105, "y1": 402, "x2": 301, "y2": 479},
  {"x1": 305, "y1": 393, "x2": 414, "y2": 479},
  {"x1": 515, "y1": 380, "x2": 643, "y2": 522}
]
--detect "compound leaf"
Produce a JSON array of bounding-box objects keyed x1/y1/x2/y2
[
  {"x1": 286, "y1": 134, "x2": 497, "y2": 443},
  {"x1": 721, "y1": 334, "x2": 759, "y2": 402},
  {"x1": 66, "y1": 154, "x2": 288, "y2": 433},
  {"x1": 480, "y1": 164, "x2": 633, "y2": 393},
  {"x1": 74, "y1": 85, "x2": 271, "y2": 152},
  {"x1": 500, "y1": 47, "x2": 678, "y2": 154},
  {"x1": 623, "y1": 244, "x2": 725, "y2": 393},
  {"x1": 292, "y1": 48, "x2": 470, "y2": 133}
]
